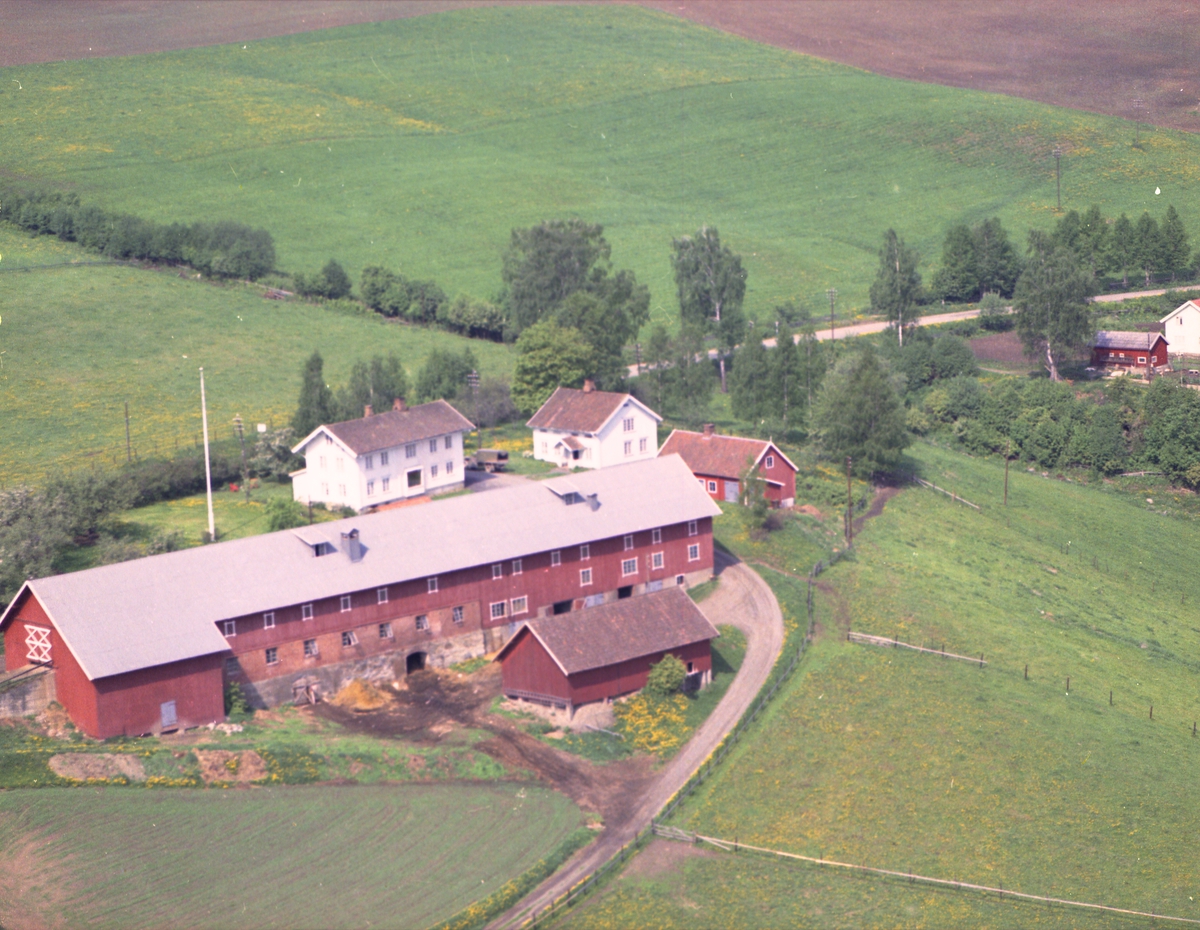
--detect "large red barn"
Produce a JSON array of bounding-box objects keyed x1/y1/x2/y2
[{"x1": 659, "y1": 426, "x2": 797, "y2": 508}]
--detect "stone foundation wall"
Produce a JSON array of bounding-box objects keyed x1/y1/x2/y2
[{"x1": 0, "y1": 667, "x2": 56, "y2": 718}]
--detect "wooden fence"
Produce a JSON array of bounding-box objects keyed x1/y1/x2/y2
[{"x1": 846, "y1": 631, "x2": 986, "y2": 667}]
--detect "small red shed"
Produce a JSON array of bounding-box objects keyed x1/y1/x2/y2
[
  {"x1": 1091, "y1": 331, "x2": 1169, "y2": 372},
  {"x1": 495, "y1": 587, "x2": 719, "y2": 715},
  {"x1": 659, "y1": 426, "x2": 798, "y2": 508}
]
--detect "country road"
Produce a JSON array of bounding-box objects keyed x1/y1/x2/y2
[{"x1": 489, "y1": 551, "x2": 785, "y2": 929}]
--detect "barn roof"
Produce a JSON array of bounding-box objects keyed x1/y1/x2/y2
[
  {"x1": 292, "y1": 400, "x2": 474, "y2": 457},
  {"x1": 527, "y1": 387, "x2": 661, "y2": 434},
  {"x1": 0, "y1": 455, "x2": 719, "y2": 682},
  {"x1": 496, "y1": 586, "x2": 719, "y2": 676},
  {"x1": 659, "y1": 429, "x2": 797, "y2": 480},
  {"x1": 1092, "y1": 331, "x2": 1167, "y2": 351}
]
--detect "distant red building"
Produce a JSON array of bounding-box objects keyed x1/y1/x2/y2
[
  {"x1": 495, "y1": 586, "x2": 718, "y2": 715},
  {"x1": 659, "y1": 426, "x2": 797, "y2": 508},
  {"x1": 1091, "y1": 331, "x2": 1169, "y2": 372}
]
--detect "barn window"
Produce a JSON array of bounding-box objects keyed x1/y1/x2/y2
[
  {"x1": 381, "y1": 451, "x2": 389, "y2": 466},
  {"x1": 428, "y1": 577, "x2": 439, "y2": 594},
  {"x1": 580, "y1": 544, "x2": 590, "y2": 561},
  {"x1": 1138, "y1": 356, "x2": 1147, "y2": 364},
  {"x1": 511, "y1": 596, "x2": 528, "y2": 615},
  {"x1": 623, "y1": 535, "x2": 634, "y2": 551},
  {"x1": 340, "y1": 595, "x2": 352, "y2": 613},
  {"x1": 24, "y1": 625, "x2": 51, "y2": 665},
  {"x1": 765, "y1": 455, "x2": 775, "y2": 468},
  {"x1": 492, "y1": 563, "x2": 503, "y2": 580},
  {"x1": 262, "y1": 612, "x2": 275, "y2": 630},
  {"x1": 580, "y1": 568, "x2": 592, "y2": 586},
  {"x1": 622, "y1": 558, "x2": 637, "y2": 576},
  {"x1": 416, "y1": 614, "x2": 429, "y2": 631},
  {"x1": 223, "y1": 620, "x2": 237, "y2": 637},
  {"x1": 265, "y1": 647, "x2": 278, "y2": 666},
  {"x1": 707, "y1": 480, "x2": 717, "y2": 493},
  {"x1": 652, "y1": 528, "x2": 662, "y2": 544},
  {"x1": 676, "y1": 574, "x2": 685, "y2": 586},
  {"x1": 688, "y1": 521, "x2": 698, "y2": 537},
  {"x1": 512, "y1": 559, "x2": 523, "y2": 575},
  {"x1": 225, "y1": 657, "x2": 240, "y2": 675},
  {"x1": 377, "y1": 587, "x2": 388, "y2": 605},
  {"x1": 301, "y1": 603, "x2": 313, "y2": 621},
  {"x1": 550, "y1": 550, "x2": 561, "y2": 567},
  {"x1": 652, "y1": 552, "x2": 664, "y2": 570},
  {"x1": 688, "y1": 544, "x2": 700, "y2": 561},
  {"x1": 379, "y1": 622, "x2": 393, "y2": 639},
  {"x1": 342, "y1": 631, "x2": 358, "y2": 647},
  {"x1": 303, "y1": 639, "x2": 318, "y2": 658},
  {"x1": 490, "y1": 601, "x2": 507, "y2": 620},
  {"x1": 452, "y1": 606, "x2": 464, "y2": 624}
]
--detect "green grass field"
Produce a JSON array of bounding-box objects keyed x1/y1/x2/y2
[
  {"x1": 0, "y1": 225, "x2": 513, "y2": 484},
  {"x1": 557, "y1": 441, "x2": 1200, "y2": 927},
  {"x1": 2, "y1": 4, "x2": 1196, "y2": 329},
  {"x1": 0, "y1": 783, "x2": 582, "y2": 930}
]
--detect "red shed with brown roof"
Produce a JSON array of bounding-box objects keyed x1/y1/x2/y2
[
  {"x1": 1091, "y1": 331, "x2": 1169, "y2": 372},
  {"x1": 495, "y1": 587, "x2": 718, "y2": 714},
  {"x1": 659, "y1": 426, "x2": 797, "y2": 508}
]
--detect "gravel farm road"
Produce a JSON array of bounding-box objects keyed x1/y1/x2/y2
[{"x1": 489, "y1": 551, "x2": 785, "y2": 929}]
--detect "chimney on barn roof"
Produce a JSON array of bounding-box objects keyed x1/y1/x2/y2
[
  {"x1": 582, "y1": 379, "x2": 595, "y2": 393},
  {"x1": 393, "y1": 397, "x2": 406, "y2": 412},
  {"x1": 363, "y1": 404, "x2": 373, "y2": 419},
  {"x1": 342, "y1": 528, "x2": 363, "y2": 562},
  {"x1": 702, "y1": 423, "x2": 715, "y2": 438}
]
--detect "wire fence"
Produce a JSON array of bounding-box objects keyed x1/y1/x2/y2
[{"x1": 846, "y1": 631, "x2": 986, "y2": 666}]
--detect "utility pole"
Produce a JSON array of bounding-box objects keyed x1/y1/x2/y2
[
  {"x1": 233, "y1": 413, "x2": 250, "y2": 503},
  {"x1": 635, "y1": 342, "x2": 642, "y2": 376},
  {"x1": 199, "y1": 368, "x2": 215, "y2": 542},
  {"x1": 466, "y1": 369, "x2": 481, "y2": 451},
  {"x1": 827, "y1": 288, "x2": 837, "y2": 341},
  {"x1": 124, "y1": 400, "x2": 132, "y2": 464},
  {"x1": 845, "y1": 456, "x2": 853, "y2": 548},
  {"x1": 1052, "y1": 145, "x2": 1063, "y2": 211}
]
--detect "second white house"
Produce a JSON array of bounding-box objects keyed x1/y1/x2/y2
[{"x1": 528, "y1": 382, "x2": 661, "y2": 470}]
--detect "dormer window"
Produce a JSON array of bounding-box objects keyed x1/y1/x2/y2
[{"x1": 314, "y1": 542, "x2": 335, "y2": 557}]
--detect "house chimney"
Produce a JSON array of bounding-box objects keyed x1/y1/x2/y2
[
  {"x1": 702, "y1": 423, "x2": 715, "y2": 438},
  {"x1": 364, "y1": 404, "x2": 373, "y2": 419},
  {"x1": 582, "y1": 379, "x2": 595, "y2": 393},
  {"x1": 393, "y1": 397, "x2": 406, "y2": 412}
]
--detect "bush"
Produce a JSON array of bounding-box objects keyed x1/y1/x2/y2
[
  {"x1": 265, "y1": 497, "x2": 306, "y2": 531},
  {"x1": 294, "y1": 259, "x2": 352, "y2": 300},
  {"x1": 645, "y1": 654, "x2": 687, "y2": 697},
  {"x1": 224, "y1": 682, "x2": 251, "y2": 720},
  {"x1": 979, "y1": 291, "x2": 1013, "y2": 331}
]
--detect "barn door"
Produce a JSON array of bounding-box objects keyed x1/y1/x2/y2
[
  {"x1": 724, "y1": 480, "x2": 740, "y2": 503},
  {"x1": 160, "y1": 700, "x2": 177, "y2": 728}
]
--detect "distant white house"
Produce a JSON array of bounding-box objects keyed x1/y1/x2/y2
[
  {"x1": 1160, "y1": 300, "x2": 1200, "y2": 357},
  {"x1": 291, "y1": 399, "x2": 475, "y2": 512},
  {"x1": 527, "y1": 381, "x2": 661, "y2": 470}
]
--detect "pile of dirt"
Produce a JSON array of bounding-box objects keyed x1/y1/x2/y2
[
  {"x1": 331, "y1": 679, "x2": 392, "y2": 712},
  {"x1": 193, "y1": 749, "x2": 268, "y2": 784},
  {"x1": 49, "y1": 753, "x2": 145, "y2": 782},
  {"x1": 35, "y1": 705, "x2": 73, "y2": 741}
]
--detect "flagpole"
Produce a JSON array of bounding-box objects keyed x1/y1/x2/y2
[{"x1": 200, "y1": 367, "x2": 215, "y2": 541}]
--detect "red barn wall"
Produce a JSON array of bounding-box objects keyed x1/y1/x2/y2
[
  {"x1": 757, "y1": 446, "x2": 797, "y2": 505},
  {"x1": 567, "y1": 640, "x2": 712, "y2": 706},
  {"x1": 92, "y1": 655, "x2": 224, "y2": 739},
  {"x1": 498, "y1": 628, "x2": 571, "y2": 700}
]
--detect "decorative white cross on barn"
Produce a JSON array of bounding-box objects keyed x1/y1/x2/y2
[{"x1": 25, "y1": 625, "x2": 51, "y2": 664}]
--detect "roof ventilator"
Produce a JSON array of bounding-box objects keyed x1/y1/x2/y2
[{"x1": 342, "y1": 529, "x2": 364, "y2": 562}]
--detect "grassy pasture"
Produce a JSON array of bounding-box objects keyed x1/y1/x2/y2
[
  {"x1": 0, "y1": 225, "x2": 513, "y2": 484},
  {"x1": 558, "y1": 441, "x2": 1200, "y2": 927},
  {"x1": 0, "y1": 783, "x2": 582, "y2": 930},
  {"x1": 2, "y1": 5, "x2": 1197, "y2": 327}
]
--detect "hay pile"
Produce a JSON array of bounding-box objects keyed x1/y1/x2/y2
[{"x1": 331, "y1": 679, "x2": 391, "y2": 712}]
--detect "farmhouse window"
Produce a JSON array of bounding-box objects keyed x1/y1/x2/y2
[
  {"x1": 342, "y1": 631, "x2": 358, "y2": 647},
  {"x1": 623, "y1": 417, "x2": 635, "y2": 432},
  {"x1": 416, "y1": 614, "x2": 429, "y2": 631},
  {"x1": 319, "y1": 456, "x2": 326, "y2": 469},
  {"x1": 639, "y1": 437, "x2": 648, "y2": 453},
  {"x1": 622, "y1": 558, "x2": 637, "y2": 577},
  {"x1": 365, "y1": 454, "x2": 374, "y2": 469},
  {"x1": 512, "y1": 559, "x2": 523, "y2": 575},
  {"x1": 367, "y1": 480, "x2": 375, "y2": 496},
  {"x1": 707, "y1": 480, "x2": 717, "y2": 493},
  {"x1": 1139, "y1": 357, "x2": 1147, "y2": 364},
  {"x1": 24, "y1": 625, "x2": 51, "y2": 665},
  {"x1": 511, "y1": 596, "x2": 528, "y2": 615},
  {"x1": 688, "y1": 521, "x2": 698, "y2": 537},
  {"x1": 304, "y1": 639, "x2": 318, "y2": 658},
  {"x1": 428, "y1": 576, "x2": 439, "y2": 594},
  {"x1": 301, "y1": 603, "x2": 313, "y2": 621},
  {"x1": 580, "y1": 568, "x2": 593, "y2": 586},
  {"x1": 624, "y1": 534, "x2": 634, "y2": 551},
  {"x1": 407, "y1": 469, "x2": 421, "y2": 488},
  {"x1": 265, "y1": 647, "x2": 279, "y2": 666},
  {"x1": 652, "y1": 552, "x2": 664, "y2": 570},
  {"x1": 652, "y1": 528, "x2": 662, "y2": 544},
  {"x1": 381, "y1": 451, "x2": 389, "y2": 466},
  {"x1": 766, "y1": 455, "x2": 774, "y2": 468},
  {"x1": 551, "y1": 550, "x2": 561, "y2": 567},
  {"x1": 405, "y1": 443, "x2": 417, "y2": 458},
  {"x1": 263, "y1": 612, "x2": 275, "y2": 629},
  {"x1": 447, "y1": 460, "x2": 454, "y2": 474},
  {"x1": 322, "y1": 483, "x2": 330, "y2": 496},
  {"x1": 492, "y1": 563, "x2": 503, "y2": 580},
  {"x1": 452, "y1": 606, "x2": 464, "y2": 624},
  {"x1": 338, "y1": 484, "x2": 347, "y2": 498},
  {"x1": 624, "y1": 441, "x2": 632, "y2": 456},
  {"x1": 382, "y1": 477, "x2": 390, "y2": 492},
  {"x1": 340, "y1": 595, "x2": 352, "y2": 613},
  {"x1": 431, "y1": 463, "x2": 439, "y2": 478},
  {"x1": 541, "y1": 442, "x2": 548, "y2": 455},
  {"x1": 580, "y1": 544, "x2": 590, "y2": 561},
  {"x1": 688, "y1": 544, "x2": 700, "y2": 561},
  {"x1": 337, "y1": 458, "x2": 344, "y2": 471},
  {"x1": 377, "y1": 587, "x2": 389, "y2": 605},
  {"x1": 379, "y1": 622, "x2": 393, "y2": 639},
  {"x1": 223, "y1": 620, "x2": 237, "y2": 637},
  {"x1": 445, "y1": 435, "x2": 453, "y2": 449},
  {"x1": 490, "y1": 601, "x2": 507, "y2": 620}
]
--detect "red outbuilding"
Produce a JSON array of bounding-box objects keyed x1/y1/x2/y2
[
  {"x1": 659, "y1": 426, "x2": 798, "y2": 508},
  {"x1": 495, "y1": 586, "x2": 718, "y2": 715},
  {"x1": 1091, "y1": 331, "x2": 1169, "y2": 372}
]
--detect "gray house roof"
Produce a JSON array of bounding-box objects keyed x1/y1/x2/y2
[
  {"x1": 1, "y1": 455, "x2": 719, "y2": 682},
  {"x1": 292, "y1": 400, "x2": 474, "y2": 457}
]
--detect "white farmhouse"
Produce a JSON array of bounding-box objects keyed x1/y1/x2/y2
[
  {"x1": 1160, "y1": 300, "x2": 1200, "y2": 357},
  {"x1": 527, "y1": 381, "x2": 661, "y2": 470},
  {"x1": 291, "y1": 399, "x2": 475, "y2": 512}
]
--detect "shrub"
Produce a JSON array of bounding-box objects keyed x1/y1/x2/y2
[
  {"x1": 224, "y1": 682, "x2": 250, "y2": 720},
  {"x1": 645, "y1": 654, "x2": 687, "y2": 697},
  {"x1": 265, "y1": 497, "x2": 306, "y2": 531}
]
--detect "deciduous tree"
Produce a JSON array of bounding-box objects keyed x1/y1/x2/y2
[
  {"x1": 511, "y1": 320, "x2": 594, "y2": 416},
  {"x1": 812, "y1": 345, "x2": 909, "y2": 477},
  {"x1": 869, "y1": 229, "x2": 923, "y2": 345},
  {"x1": 415, "y1": 348, "x2": 477, "y2": 404},
  {"x1": 671, "y1": 226, "x2": 748, "y2": 392},
  {"x1": 1013, "y1": 236, "x2": 1095, "y2": 382}
]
